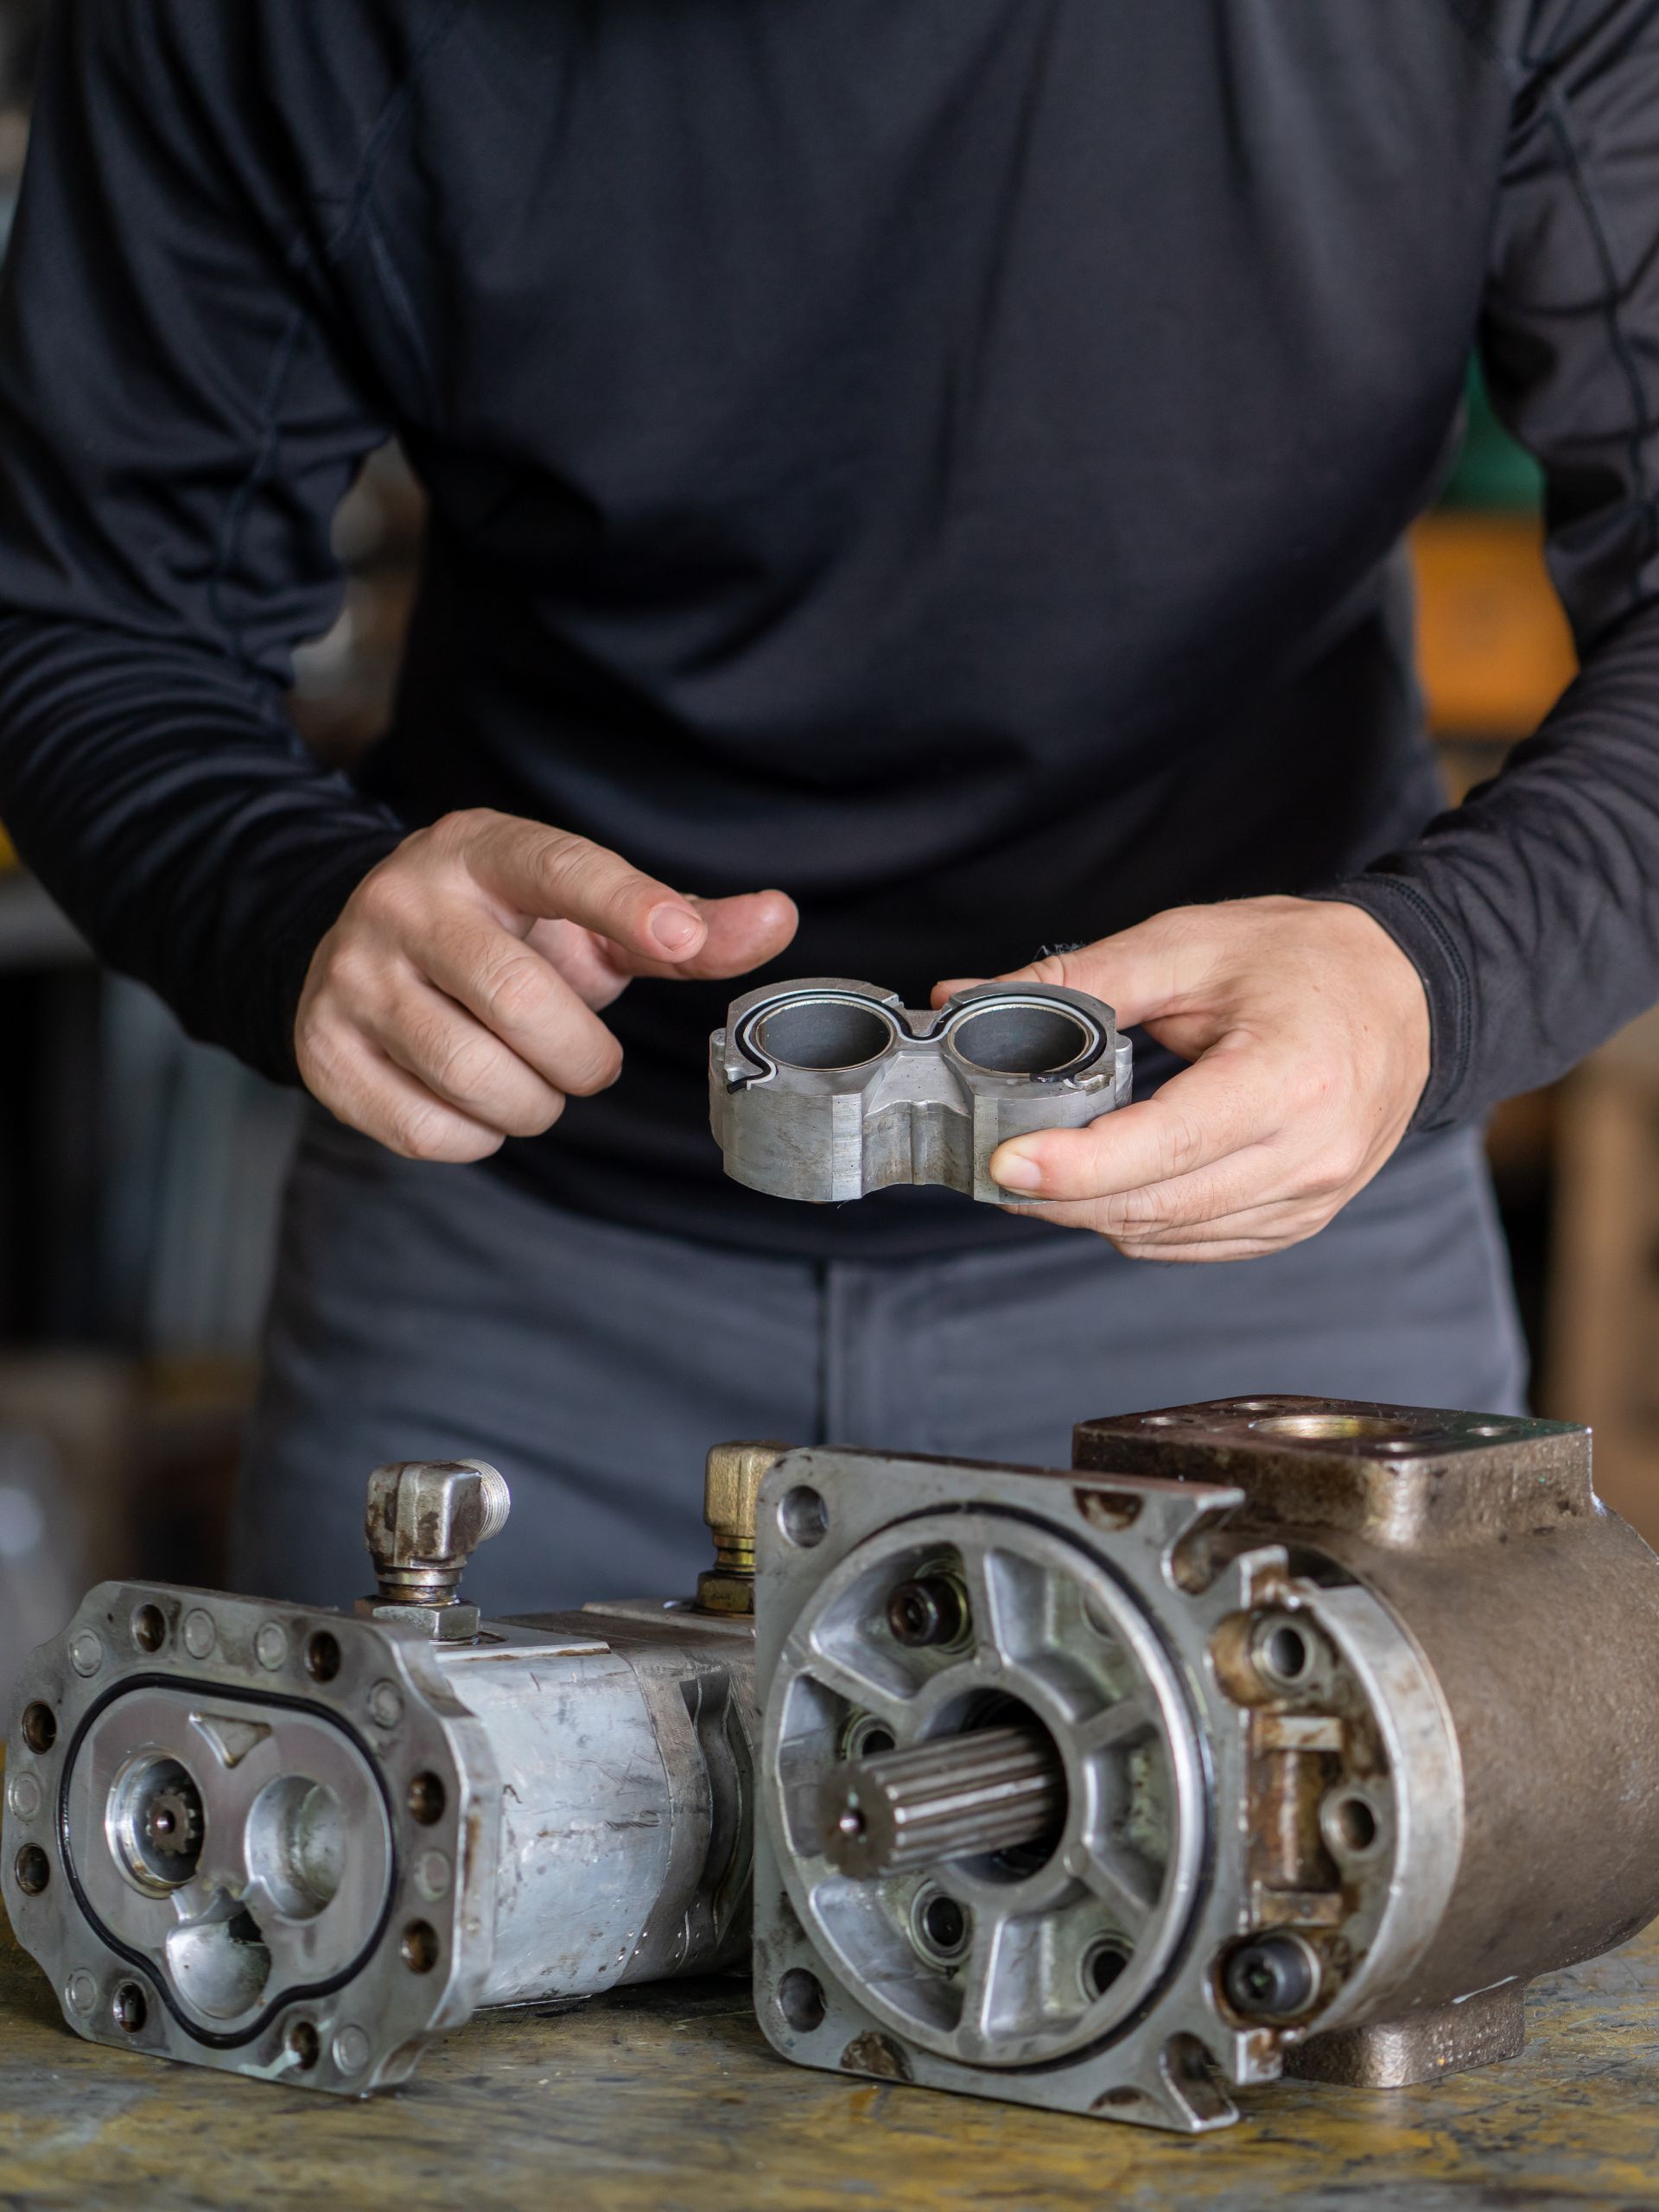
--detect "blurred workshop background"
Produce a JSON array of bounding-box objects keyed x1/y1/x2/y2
[{"x1": 0, "y1": 0, "x2": 1653, "y2": 1693}]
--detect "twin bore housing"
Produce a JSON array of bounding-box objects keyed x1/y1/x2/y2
[{"x1": 709, "y1": 976, "x2": 1133, "y2": 1203}]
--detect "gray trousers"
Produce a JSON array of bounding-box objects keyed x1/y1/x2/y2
[{"x1": 235, "y1": 1109, "x2": 1527, "y2": 1614}]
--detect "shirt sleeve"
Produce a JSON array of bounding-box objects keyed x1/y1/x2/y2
[
  {"x1": 1320, "y1": 0, "x2": 1659, "y2": 1128},
  {"x1": 0, "y1": 2, "x2": 407, "y2": 1084}
]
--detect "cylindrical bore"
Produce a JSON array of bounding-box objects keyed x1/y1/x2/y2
[
  {"x1": 753, "y1": 995, "x2": 896, "y2": 1072},
  {"x1": 948, "y1": 1001, "x2": 1095, "y2": 1077}
]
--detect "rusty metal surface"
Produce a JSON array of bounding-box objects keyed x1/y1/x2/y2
[
  {"x1": 1078, "y1": 1397, "x2": 1659, "y2": 2018},
  {"x1": 0, "y1": 1897, "x2": 1655, "y2": 2209}
]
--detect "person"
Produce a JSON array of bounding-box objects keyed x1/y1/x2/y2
[{"x1": 0, "y1": 2, "x2": 1646, "y2": 1611}]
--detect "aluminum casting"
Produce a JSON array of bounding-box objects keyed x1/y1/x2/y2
[
  {"x1": 709, "y1": 976, "x2": 1132, "y2": 1203},
  {"x1": 751, "y1": 1397, "x2": 1659, "y2": 2131},
  {"x1": 3, "y1": 1451, "x2": 760, "y2": 2094}
]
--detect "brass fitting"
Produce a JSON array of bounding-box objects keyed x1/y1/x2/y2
[{"x1": 696, "y1": 1440, "x2": 790, "y2": 1614}]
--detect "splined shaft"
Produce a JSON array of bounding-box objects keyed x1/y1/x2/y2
[{"x1": 819, "y1": 1725, "x2": 1065, "y2": 1879}]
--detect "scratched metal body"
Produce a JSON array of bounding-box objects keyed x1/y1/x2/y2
[
  {"x1": 752, "y1": 1399, "x2": 1659, "y2": 2132},
  {"x1": 2, "y1": 1587, "x2": 753, "y2": 2094}
]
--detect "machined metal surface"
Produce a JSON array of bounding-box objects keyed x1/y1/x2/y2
[
  {"x1": 709, "y1": 976, "x2": 1132, "y2": 1204},
  {"x1": 752, "y1": 1399, "x2": 1659, "y2": 2132},
  {"x1": 4, "y1": 1500, "x2": 755, "y2": 2094}
]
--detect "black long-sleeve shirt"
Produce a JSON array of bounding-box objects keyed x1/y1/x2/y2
[{"x1": 0, "y1": 0, "x2": 1656, "y2": 1259}]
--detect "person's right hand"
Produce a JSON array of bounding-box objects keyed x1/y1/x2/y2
[{"x1": 296, "y1": 809, "x2": 798, "y2": 1161}]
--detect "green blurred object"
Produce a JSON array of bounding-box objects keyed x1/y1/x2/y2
[{"x1": 1440, "y1": 363, "x2": 1544, "y2": 512}]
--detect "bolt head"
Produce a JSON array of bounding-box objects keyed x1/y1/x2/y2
[
  {"x1": 1223, "y1": 1934, "x2": 1319, "y2": 2020},
  {"x1": 368, "y1": 1680, "x2": 404, "y2": 1730}
]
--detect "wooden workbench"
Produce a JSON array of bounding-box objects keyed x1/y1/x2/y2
[{"x1": 0, "y1": 1909, "x2": 1655, "y2": 2209}]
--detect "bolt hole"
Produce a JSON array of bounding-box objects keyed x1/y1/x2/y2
[
  {"x1": 1083, "y1": 1936, "x2": 1132, "y2": 2000},
  {"x1": 13, "y1": 1844, "x2": 48, "y2": 1896},
  {"x1": 1328, "y1": 1793, "x2": 1379, "y2": 1855},
  {"x1": 776, "y1": 1967, "x2": 826, "y2": 2033},
  {"x1": 21, "y1": 1702, "x2": 55, "y2": 1754},
  {"x1": 1249, "y1": 1412, "x2": 1414, "y2": 1441},
  {"x1": 287, "y1": 2018, "x2": 321, "y2": 2070},
  {"x1": 407, "y1": 1772, "x2": 446, "y2": 1827},
  {"x1": 305, "y1": 1630, "x2": 341, "y2": 1683},
  {"x1": 779, "y1": 1486, "x2": 829, "y2": 1549},
  {"x1": 1256, "y1": 1620, "x2": 1312, "y2": 1687},
  {"x1": 130, "y1": 1605, "x2": 167, "y2": 1655},
  {"x1": 112, "y1": 1982, "x2": 149, "y2": 2034},
  {"x1": 401, "y1": 1921, "x2": 440, "y2": 1974},
  {"x1": 859, "y1": 1728, "x2": 894, "y2": 1757}
]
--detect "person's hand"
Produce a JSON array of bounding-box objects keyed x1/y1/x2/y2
[
  {"x1": 296, "y1": 809, "x2": 798, "y2": 1161},
  {"x1": 932, "y1": 896, "x2": 1430, "y2": 1262}
]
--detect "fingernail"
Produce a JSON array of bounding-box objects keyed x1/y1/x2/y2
[
  {"x1": 991, "y1": 1146, "x2": 1044, "y2": 1192},
  {"x1": 649, "y1": 903, "x2": 702, "y2": 952}
]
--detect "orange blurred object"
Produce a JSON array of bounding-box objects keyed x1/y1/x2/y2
[{"x1": 1409, "y1": 512, "x2": 1578, "y2": 740}]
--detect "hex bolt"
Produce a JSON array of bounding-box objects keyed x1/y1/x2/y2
[
  {"x1": 181, "y1": 1609, "x2": 216, "y2": 1660},
  {"x1": 695, "y1": 1441, "x2": 790, "y2": 1615},
  {"x1": 1222, "y1": 1935, "x2": 1319, "y2": 2020},
  {"x1": 359, "y1": 1460, "x2": 511, "y2": 1639}
]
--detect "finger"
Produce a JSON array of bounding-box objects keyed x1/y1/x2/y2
[
  {"x1": 1013, "y1": 1194, "x2": 1327, "y2": 1247},
  {"x1": 988, "y1": 1048, "x2": 1271, "y2": 1202},
  {"x1": 464, "y1": 815, "x2": 709, "y2": 963},
  {"x1": 989, "y1": 917, "x2": 1202, "y2": 1031},
  {"x1": 404, "y1": 920, "x2": 626, "y2": 1095},
  {"x1": 1120, "y1": 1237, "x2": 1290, "y2": 1265},
  {"x1": 1000, "y1": 1197, "x2": 1309, "y2": 1266},
  {"x1": 605, "y1": 889, "x2": 799, "y2": 981},
  {"x1": 929, "y1": 976, "x2": 987, "y2": 1008},
  {"x1": 364, "y1": 975, "x2": 569, "y2": 1136},
  {"x1": 302, "y1": 1027, "x2": 504, "y2": 1164}
]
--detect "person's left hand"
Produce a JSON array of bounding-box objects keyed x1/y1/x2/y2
[{"x1": 931, "y1": 895, "x2": 1430, "y2": 1262}]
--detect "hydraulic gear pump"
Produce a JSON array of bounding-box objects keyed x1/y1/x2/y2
[
  {"x1": 2, "y1": 1451, "x2": 765, "y2": 2093},
  {"x1": 751, "y1": 1398, "x2": 1659, "y2": 2129},
  {"x1": 9, "y1": 1397, "x2": 1659, "y2": 2131}
]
